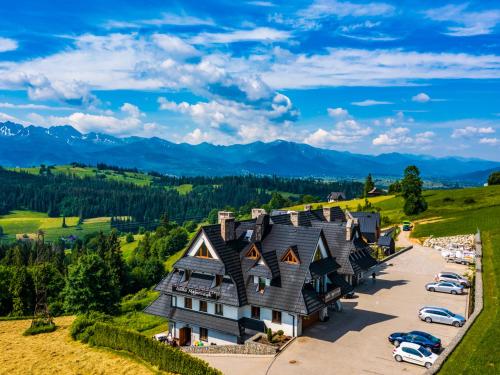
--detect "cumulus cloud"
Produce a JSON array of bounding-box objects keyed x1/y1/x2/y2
[
  {"x1": 451, "y1": 126, "x2": 495, "y2": 138},
  {"x1": 327, "y1": 107, "x2": 349, "y2": 117},
  {"x1": 304, "y1": 119, "x2": 372, "y2": 147},
  {"x1": 372, "y1": 127, "x2": 412, "y2": 146},
  {"x1": 152, "y1": 34, "x2": 199, "y2": 58},
  {"x1": 425, "y1": 4, "x2": 500, "y2": 36},
  {"x1": 352, "y1": 99, "x2": 393, "y2": 106},
  {"x1": 412, "y1": 92, "x2": 430, "y2": 103},
  {"x1": 0, "y1": 37, "x2": 18, "y2": 52}
]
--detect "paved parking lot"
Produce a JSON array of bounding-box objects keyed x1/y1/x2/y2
[{"x1": 198, "y1": 240, "x2": 469, "y2": 375}]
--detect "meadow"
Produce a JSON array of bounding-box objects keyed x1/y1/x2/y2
[{"x1": 0, "y1": 210, "x2": 111, "y2": 242}]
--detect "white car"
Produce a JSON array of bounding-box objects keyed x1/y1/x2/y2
[{"x1": 393, "y1": 342, "x2": 438, "y2": 369}]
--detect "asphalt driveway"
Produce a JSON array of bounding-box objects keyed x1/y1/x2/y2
[{"x1": 197, "y1": 239, "x2": 469, "y2": 375}]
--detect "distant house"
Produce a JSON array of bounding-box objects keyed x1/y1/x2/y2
[
  {"x1": 327, "y1": 192, "x2": 346, "y2": 202},
  {"x1": 377, "y1": 235, "x2": 395, "y2": 256},
  {"x1": 350, "y1": 212, "x2": 381, "y2": 244},
  {"x1": 366, "y1": 187, "x2": 386, "y2": 197}
]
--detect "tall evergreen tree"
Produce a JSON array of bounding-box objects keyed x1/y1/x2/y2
[
  {"x1": 401, "y1": 165, "x2": 427, "y2": 215},
  {"x1": 363, "y1": 173, "x2": 375, "y2": 197}
]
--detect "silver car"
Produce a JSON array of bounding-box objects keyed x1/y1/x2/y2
[
  {"x1": 426, "y1": 281, "x2": 464, "y2": 295},
  {"x1": 419, "y1": 307, "x2": 466, "y2": 327},
  {"x1": 435, "y1": 272, "x2": 470, "y2": 287}
]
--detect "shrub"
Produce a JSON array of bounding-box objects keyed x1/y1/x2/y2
[
  {"x1": 464, "y1": 197, "x2": 476, "y2": 204},
  {"x1": 89, "y1": 323, "x2": 221, "y2": 375},
  {"x1": 277, "y1": 329, "x2": 284, "y2": 336},
  {"x1": 23, "y1": 321, "x2": 56, "y2": 336},
  {"x1": 125, "y1": 233, "x2": 134, "y2": 243},
  {"x1": 443, "y1": 197, "x2": 454, "y2": 202},
  {"x1": 70, "y1": 311, "x2": 111, "y2": 342},
  {"x1": 48, "y1": 301, "x2": 64, "y2": 316},
  {"x1": 266, "y1": 328, "x2": 273, "y2": 342}
]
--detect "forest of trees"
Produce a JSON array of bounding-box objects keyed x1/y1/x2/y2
[
  {"x1": 0, "y1": 168, "x2": 363, "y2": 223},
  {"x1": 0, "y1": 216, "x2": 191, "y2": 317}
]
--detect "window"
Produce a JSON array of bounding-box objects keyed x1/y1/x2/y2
[
  {"x1": 251, "y1": 305, "x2": 261, "y2": 320},
  {"x1": 281, "y1": 247, "x2": 300, "y2": 264},
  {"x1": 215, "y1": 303, "x2": 223, "y2": 316},
  {"x1": 195, "y1": 243, "x2": 212, "y2": 258},
  {"x1": 199, "y1": 300, "x2": 207, "y2": 312},
  {"x1": 184, "y1": 298, "x2": 192, "y2": 309},
  {"x1": 215, "y1": 274, "x2": 223, "y2": 287},
  {"x1": 272, "y1": 310, "x2": 281, "y2": 324},
  {"x1": 245, "y1": 245, "x2": 260, "y2": 259},
  {"x1": 171, "y1": 296, "x2": 177, "y2": 307},
  {"x1": 184, "y1": 269, "x2": 192, "y2": 282},
  {"x1": 257, "y1": 277, "x2": 266, "y2": 293},
  {"x1": 199, "y1": 327, "x2": 208, "y2": 342},
  {"x1": 313, "y1": 247, "x2": 322, "y2": 262}
]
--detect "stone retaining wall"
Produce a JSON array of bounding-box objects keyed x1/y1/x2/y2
[
  {"x1": 425, "y1": 231, "x2": 483, "y2": 374},
  {"x1": 181, "y1": 334, "x2": 278, "y2": 356}
]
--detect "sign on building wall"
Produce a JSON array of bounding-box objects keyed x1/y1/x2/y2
[{"x1": 172, "y1": 284, "x2": 220, "y2": 300}]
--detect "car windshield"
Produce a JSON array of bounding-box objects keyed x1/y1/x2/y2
[
  {"x1": 443, "y1": 309, "x2": 454, "y2": 316},
  {"x1": 418, "y1": 346, "x2": 432, "y2": 357}
]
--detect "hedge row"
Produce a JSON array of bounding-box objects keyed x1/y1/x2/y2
[{"x1": 89, "y1": 322, "x2": 222, "y2": 375}]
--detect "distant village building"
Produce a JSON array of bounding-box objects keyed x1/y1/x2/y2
[
  {"x1": 366, "y1": 187, "x2": 386, "y2": 197},
  {"x1": 327, "y1": 192, "x2": 346, "y2": 202},
  {"x1": 146, "y1": 210, "x2": 361, "y2": 346}
]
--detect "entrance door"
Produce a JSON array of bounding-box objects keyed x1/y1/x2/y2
[{"x1": 179, "y1": 327, "x2": 191, "y2": 346}]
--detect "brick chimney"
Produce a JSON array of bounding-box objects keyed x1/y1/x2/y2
[
  {"x1": 304, "y1": 204, "x2": 312, "y2": 211},
  {"x1": 218, "y1": 211, "x2": 235, "y2": 242},
  {"x1": 254, "y1": 214, "x2": 269, "y2": 242},
  {"x1": 251, "y1": 208, "x2": 267, "y2": 219},
  {"x1": 323, "y1": 207, "x2": 333, "y2": 222},
  {"x1": 346, "y1": 219, "x2": 353, "y2": 241},
  {"x1": 290, "y1": 211, "x2": 299, "y2": 227}
]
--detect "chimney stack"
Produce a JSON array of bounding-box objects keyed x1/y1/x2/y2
[
  {"x1": 218, "y1": 211, "x2": 235, "y2": 242},
  {"x1": 304, "y1": 204, "x2": 312, "y2": 211},
  {"x1": 254, "y1": 214, "x2": 269, "y2": 242},
  {"x1": 251, "y1": 208, "x2": 267, "y2": 219},
  {"x1": 290, "y1": 211, "x2": 299, "y2": 227},
  {"x1": 346, "y1": 219, "x2": 353, "y2": 241},
  {"x1": 323, "y1": 207, "x2": 333, "y2": 222}
]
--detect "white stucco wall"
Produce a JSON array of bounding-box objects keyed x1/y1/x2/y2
[
  {"x1": 177, "y1": 296, "x2": 238, "y2": 320},
  {"x1": 173, "y1": 322, "x2": 237, "y2": 346},
  {"x1": 240, "y1": 305, "x2": 298, "y2": 337}
]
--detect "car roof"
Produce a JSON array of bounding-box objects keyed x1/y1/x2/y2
[
  {"x1": 421, "y1": 306, "x2": 450, "y2": 311},
  {"x1": 439, "y1": 272, "x2": 460, "y2": 276},
  {"x1": 399, "y1": 342, "x2": 421, "y2": 349}
]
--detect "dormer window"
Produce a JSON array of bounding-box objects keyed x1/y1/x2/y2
[
  {"x1": 281, "y1": 247, "x2": 300, "y2": 264},
  {"x1": 245, "y1": 244, "x2": 261, "y2": 260},
  {"x1": 313, "y1": 247, "x2": 322, "y2": 262},
  {"x1": 183, "y1": 269, "x2": 192, "y2": 282},
  {"x1": 195, "y1": 243, "x2": 212, "y2": 258},
  {"x1": 215, "y1": 274, "x2": 223, "y2": 287}
]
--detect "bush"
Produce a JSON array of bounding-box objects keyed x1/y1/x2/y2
[
  {"x1": 277, "y1": 329, "x2": 284, "y2": 336},
  {"x1": 23, "y1": 321, "x2": 56, "y2": 336},
  {"x1": 443, "y1": 197, "x2": 454, "y2": 202},
  {"x1": 48, "y1": 301, "x2": 64, "y2": 316},
  {"x1": 464, "y1": 197, "x2": 476, "y2": 204},
  {"x1": 125, "y1": 233, "x2": 134, "y2": 243},
  {"x1": 89, "y1": 323, "x2": 221, "y2": 375},
  {"x1": 266, "y1": 328, "x2": 273, "y2": 342},
  {"x1": 70, "y1": 311, "x2": 111, "y2": 342}
]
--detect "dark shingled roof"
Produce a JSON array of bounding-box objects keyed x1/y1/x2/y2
[
  {"x1": 309, "y1": 257, "x2": 340, "y2": 277},
  {"x1": 270, "y1": 207, "x2": 345, "y2": 227},
  {"x1": 349, "y1": 248, "x2": 378, "y2": 271},
  {"x1": 350, "y1": 212, "x2": 380, "y2": 243},
  {"x1": 378, "y1": 235, "x2": 394, "y2": 247},
  {"x1": 302, "y1": 285, "x2": 326, "y2": 314},
  {"x1": 145, "y1": 294, "x2": 243, "y2": 337},
  {"x1": 329, "y1": 273, "x2": 354, "y2": 295},
  {"x1": 239, "y1": 317, "x2": 267, "y2": 333}
]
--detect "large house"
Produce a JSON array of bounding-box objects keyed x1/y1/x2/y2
[
  {"x1": 350, "y1": 211, "x2": 381, "y2": 243},
  {"x1": 145, "y1": 211, "x2": 352, "y2": 346},
  {"x1": 270, "y1": 207, "x2": 378, "y2": 286}
]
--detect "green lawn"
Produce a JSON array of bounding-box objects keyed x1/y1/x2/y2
[
  {"x1": 285, "y1": 195, "x2": 394, "y2": 211},
  {"x1": 120, "y1": 234, "x2": 144, "y2": 261},
  {"x1": 0, "y1": 210, "x2": 111, "y2": 242}
]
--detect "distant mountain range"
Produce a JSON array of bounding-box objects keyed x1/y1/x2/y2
[{"x1": 1, "y1": 121, "x2": 498, "y2": 181}]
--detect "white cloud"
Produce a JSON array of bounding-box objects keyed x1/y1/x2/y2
[
  {"x1": 247, "y1": 1, "x2": 274, "y2": 6},
  {"x1": 104, "y1": 12, "x2": 214, "y2": 29},
  {"x1": 190, "y1": 27, "x2": 290, "y2": 44},
  {"x1": 299, "y1": 0, "x2": 395, "y2": 20},
  {"x1": 452, "y1": 126, "x2": 495, "y2": 138},
  {"x1": 352, "y1": 99, "x2": 393, "y2": 106},
  {"x1": 327, "y1": 107, "x2": 349, "y2": 117},
  {"x1": 0, "y1": 37, "x2": 18, "y2": 52},
  {"x1": 152, "y1": 34, "x2": 199, "y2": 58},
  {"x1": 425, "y1": 4, "x2": 500, "y2": 36},
  {"x1": 412, "y1": 92, "x2": 430, "y2": 103},
  {"x1": 0, "y1": 102, "x2": 72, "y2": 110},
  {"x1": 0, "y1": 111, "x2": 29, "y2": 125},
  {"x1": 304, "y1": 119, "x2": 372, "y2": 147},
  {"x1": 479, "y1": 137, "x2": 499, "y2": 145},
  {"x1": 372, "y1": 127, "x2": 412, "y2": 146}
]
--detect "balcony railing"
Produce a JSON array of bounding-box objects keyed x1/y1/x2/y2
[{"x1": 321, "y1": 287, "x2": 341, "y2": 303}]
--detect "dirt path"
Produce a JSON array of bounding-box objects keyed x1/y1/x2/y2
[{"x1": 0, "y1": 316, "x2": 154, "y2": 375}]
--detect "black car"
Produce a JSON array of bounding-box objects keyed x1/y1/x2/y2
[{"x1": 388, "y1": 330, "x2": 441, "y2": 352}]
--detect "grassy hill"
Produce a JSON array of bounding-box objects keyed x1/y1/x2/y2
[{"x1": 0, "y1": 210, "x2": 111, "y2": 242}]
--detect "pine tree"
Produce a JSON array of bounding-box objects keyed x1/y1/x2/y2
[
  {"x1": 363, "y1": 173, "x2": 375, "y2": 197},
  {"x1": 401, "y1": 165, "x2": 427, "y2": 215}
]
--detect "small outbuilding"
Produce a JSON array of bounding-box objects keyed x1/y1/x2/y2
[
  {"x1": 378, "y1": 235, "x2": 395, "y2": 256},
  {"x1": 327, "y1": 192, "x2": 346, "y2": 202}
]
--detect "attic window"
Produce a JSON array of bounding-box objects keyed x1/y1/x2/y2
[
  {"x1": 245, "y1": 244, "x2": 260, "y2": 260},
  {"x1": 313, "y1": 247, "x2": 322, "y2": 262},
  {"x1": 195, "y1": 243, "x2": 213, "y2": 259},
  {"x1": 244, "y1": 230, "x2": 253, "y2": 242},
  {"x1": 281, "y1": 247, "x2": 300, "y2": 264}
]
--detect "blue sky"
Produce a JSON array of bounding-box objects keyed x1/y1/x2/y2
[{"x1": 0, "y1": 0, "x2": 499, "y2": 160}]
